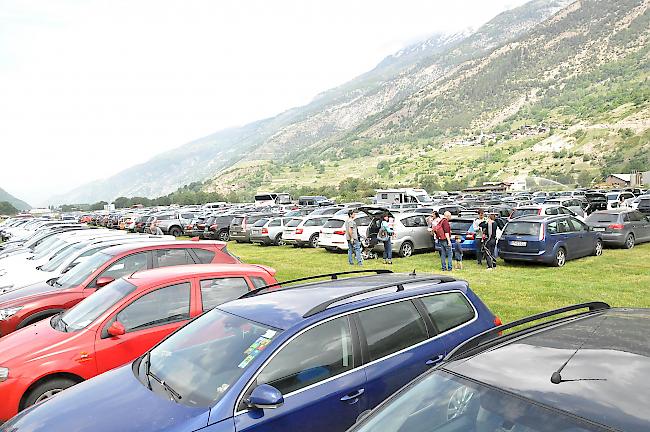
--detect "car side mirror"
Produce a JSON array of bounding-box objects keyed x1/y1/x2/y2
[
  {"x1": 107, "y1": 321, "x2": 126, "y2": 337},
  {"x1": 95, "y1": 276, "x2": 115, "y2": 288},
  {"x1": 245, "y1": 384, "x2": 284, "y2": 410}
]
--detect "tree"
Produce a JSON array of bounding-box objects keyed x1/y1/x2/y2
[
  {"x1": 89, "y1": 201, "x2": 108, "y2": 211},
  {"x1": 0, "y1": 201, "x2": 18, "y2": 215},
  {"x1": 113, "y1": 197, "x2": 131, "y2": 209}
]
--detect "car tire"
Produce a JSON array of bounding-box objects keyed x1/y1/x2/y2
[
  {"x1": 218, "y1": 230, "x2": 230, "y2": 242},
  {"x1": 23, "y1": 377, "x2": 79, "y2": 409},
  {"x1": 399, "y1": 241, "x2": 414, "y2": 258},
  {"x1": 553, "y1": 247, "x2": 566, "y2": 267},
  {"x1": 624, "y1": 234, "x2": 635, "y2": 249},
  {"x1": 274, "y1": 234, "x2": 284, "y2": 246},
  {"x1": 594, "y1": 239, "x2": 603, "y2": 256},
  {"x1": 169, "y1": 227, "x2": 182, "y2": 237},
  {"x1": 309, "y1": 234, "x2": 319, "y2": 248}
]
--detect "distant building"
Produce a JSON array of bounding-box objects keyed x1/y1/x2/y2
[
  {"x1": 463, "y1": 182, "x2": 513, "y2": 193},
  {"x1": 606, "y1": 174, "x2": 631, "y2": 187}
]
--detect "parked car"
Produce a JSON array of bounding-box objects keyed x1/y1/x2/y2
[
  {"x1": 307, "y1": 206, "x2": 342, "y2": 216},
  {"x1": 320, "y1": 214, "x2": 371, "y2": 251},
  {"x1": 0, "y1": 241, "x2": 239, "y2": 337},
  {"x1": 347, "y1": 302, "x2": 649, "y2": 432},
  {"x1": 498, "y1": 215, "x2": 603, "y2": 267},
  {"x1": 583, "y1": 192, "x2": 608, "y2": 214},
  {"x1": 1, "y1": 270, "x2": 500, "y2": 432},
  {"x1": 585, "y1": 209, "x2": 650, "y2": 249},
  {"x1": 638, "y1": 195, "x2": 650, "y2": 215},
  {"x1": 605, "y1": 191, "x2": 635, "y2": 209},
  {"x1": 152, "y1": 211, "x2": 198, "y2": 237},
  {"x1": 250, "y1": 217, "x2": 291, "y2": 246},
  {"x1": 510, "y1": 204, "x2": 583, "y2": 221},
  {"x1": 282, "y1": 216, "x2": 330, "y2": 248},
  {"x1": 298, "y1": 195, "x2": 334, "y2": 206},
  {"x1": 184, "y1": 214, "x2": 209, "y2": 238},
  {"x1": 542, "y1": 197, "x2": 586, "y2": 217},
  {"x1": 204, "y1": 214, "x2": 236, "y2": 241},
  {"x1": 133, "y1": 215, "x2": 153, "y2": 233},
  {"x1": 363, "y1": 209, "x2": 434, "y2": 257},
  {"x1": 0, "y1": 263, "x2": 278, "y2": 422},
  {"x1": 229, "y1": 213, "x2": 274, "y2": 243}
]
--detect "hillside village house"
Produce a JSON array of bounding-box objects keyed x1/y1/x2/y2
[{"x1": 606, "y1": 172, "x2": 650, "y2": 187}]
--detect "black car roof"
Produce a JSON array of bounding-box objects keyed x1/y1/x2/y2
[{"x1": 445, "y1": 308, "x2": 650, "y2": 432}]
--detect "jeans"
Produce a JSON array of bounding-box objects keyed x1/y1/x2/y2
[
  {"x1": 475, "y1": 238, "x2": 483, "y2": 264},
  {"x1": 348, "y1": 239, "x2": 363, "y2": 265},
  {"x1": 438, "y1": 240, "x2": 452, "y2": 271},
  {"x1": 383, "y1": 238, "x2": 392, "y2": 260},
  {"x1": 484, "y1": 238, "x2": 497, "y2": 268}
]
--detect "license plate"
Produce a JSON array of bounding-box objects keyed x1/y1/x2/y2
[
  {"x1": 593, "y1": 227, "x2": 606, "y2": 232},
  {"x1": 510, "y1": 241, "x2": 527, "y2": 247},
  {"x1": 252, "y1": 229, "x2": 260, "y2": 235},
  {"x1": 323, "y1": 233, "x2": 332, "y2": 238}
]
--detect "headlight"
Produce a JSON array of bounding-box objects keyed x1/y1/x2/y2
[
  {"x1": 0, "y1": 367, "x2": 8, "y2": 382},
  {"x1": 0, "y1": 307, "x2": 22, "y2": 320}
]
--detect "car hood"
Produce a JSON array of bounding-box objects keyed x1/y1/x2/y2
[
  {"x1": 0, "y1": 318, "x2": 76, "y2": 366},
  {"x1": 2, "y1": 365, "x2": 212, "y2": 432},
  {"x1": 0, "y1": 280, "x2": 61, "y2": 305}
]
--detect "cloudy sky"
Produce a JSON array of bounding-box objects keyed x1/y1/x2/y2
[{"x1": 0, "y1": 0, "x2": 527, "y2": 205}]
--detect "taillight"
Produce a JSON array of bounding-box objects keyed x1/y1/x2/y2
[
  {"x1": 210, "y1": 224, "x2": 218, "y2": 230},
  {"x1": 186, "y1": 225, "x2": 193, "y2": 230},
  {"x1": 538, "y1": 225, "x2": 545, "y2": 241},
  {"x1": 261, "y1": 228, "x2": 268, "y2": 234},
  {"x1": 465, "y1": 232, "x2": 474, "y2": 240},
  {"x1": 608, "y1": 223, "x2": 624, "y2": 230},
  {"x1": 494, "y1": 316, "x2": 503, "y2": 326},
  {"x1": 333, "y1": 230, "x2": 345, "y2": 235},
  {"x1": 296, "y1": 228, "x2": 303, "y2": 234},
  {"x1": 537, "y1": 209, "x2": 542, "y2": 215}
]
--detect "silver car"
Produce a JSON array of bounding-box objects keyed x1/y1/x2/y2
[
  {"x1": 360, "y1": 207, "x2": 434, "y2": 257},
  {"x1": 249, "y1": 217, "x2": 291, "y2": 246}
]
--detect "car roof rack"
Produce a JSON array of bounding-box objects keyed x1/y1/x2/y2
[
  {"x1": 238, "y1": 269, "x2": 394, "y2": 299},
  {"x1": 445, "y1": 301, "x2": 610, "y2": 361},
  {"x1": 303, "y1": 275, "x2": 456, "y2": 318}
]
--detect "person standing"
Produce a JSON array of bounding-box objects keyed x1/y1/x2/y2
[
  {"x1": 479, "y1": 213, "x2": 503, "y2": 270},
  {"x1": 473, "y1": 209, "x2": 486, "y2": 265},
  {"x1": 345, "y1": 209, "x2": 363, "y2": 266},
  {"x1": 436, "y1": 211, "x2": 453, "y2": 271},
  {"x1": 378, "y1": 213, "x2": 394, "y2": 264},
  {"x1": 453, "y1": 235, "x2": 463, "y2": 270}
]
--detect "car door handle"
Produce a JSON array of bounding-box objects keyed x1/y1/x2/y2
[
  {"x1": 340, "y1": 388, "x2": 365, "y2": 403},
  {"x1": 426, "y1": 355, "x2": 444, "y2": 366}
]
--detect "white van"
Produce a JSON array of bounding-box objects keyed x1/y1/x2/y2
[
  {"x1": 374, "y1": 188, "x2": 433, "y2": 206},
  {"x1": 203, "y1": 202, "x2": 228, "y2": 210},
  {"x1": 254, "y1": 193, "x2": 292, "y2": 207}
]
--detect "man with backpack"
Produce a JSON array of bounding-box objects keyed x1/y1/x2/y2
[
  {"x1": 436, "y1": 211, "x2": 453, "y2": 271},
  {"x1": 479, "y1": 213, "x2": 505, "y2": 270}
]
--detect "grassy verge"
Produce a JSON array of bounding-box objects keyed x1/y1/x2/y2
[{"x1": 225, "y1": 242, "x2": 650, "y2": 323}]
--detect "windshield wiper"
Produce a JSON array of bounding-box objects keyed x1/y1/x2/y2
[{"x1": 143, "y1": 354, "x2": 182, "y2": 402}]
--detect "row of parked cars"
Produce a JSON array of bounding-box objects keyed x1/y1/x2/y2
[{"x1": 1, "y1": 216, "x2": 649, "y2": 431}]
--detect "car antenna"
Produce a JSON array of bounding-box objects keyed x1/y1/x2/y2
[{"x1": 551, "y1": 316, "x2": 608, "y2": 385}]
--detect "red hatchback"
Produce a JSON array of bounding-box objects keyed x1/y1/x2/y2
[
  {"x1": 0, "y1": 263, "x2": 277, "y2": 421},
  {"x1": 0, "y1": 241, "x2": 239, "y2": 337}
]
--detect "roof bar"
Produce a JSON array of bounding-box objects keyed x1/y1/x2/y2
[
  {"x1": 303, "y1": 275, "x2": 456, "y2": 318},
  {"x1": 445, "y1": 301, "x2": 610, "y2": 361},
  {"x1": 238, "y1": 269, "x2": 393, "y2": 299}
]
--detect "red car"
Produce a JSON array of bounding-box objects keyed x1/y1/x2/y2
[
  {"x1": 0, "y1": 263, "x2": 277, "y2": 421},
  {"x1": 0, "y1": 241, "x2": 239, "y2": 337}
]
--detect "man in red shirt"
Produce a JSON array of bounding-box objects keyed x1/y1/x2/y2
[{"x1": 437, "y1": 211, "x2": 453, "y2": 271}]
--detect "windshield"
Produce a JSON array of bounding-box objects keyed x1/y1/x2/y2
[
  {"x1": 31, "y1": 237, "x2": 66, "y2": 259},
  {"x1": 503, "y1": 222, "x2": 540, "y2": 237},
  {"x1": 607, "y1": 193, "x2": 618, "y2": 200},
  {"x1": 41, "y1": 243, "x2": 85, "y2": 272},
  {"x1": 255, "y1": 194, "x2": 274, "y2": 201},
  {"x1": 56, "y1": 252, "x2": 113, "y2": 289},
  {"x1": 511, "y1": 208, "x2": 541, "y2": 218},
  {"x1": 352, "y1": 370, "x2": 603, "y2": 432},
  {"x1": 56, "y1": 278, "x2": 137, "y2": 331},
  {"x1": 416, "y1": 194, "x2": 432, "y2": 202},
  {"x1": 140, "y1": 309, "x2": 280, "y2": 407}
]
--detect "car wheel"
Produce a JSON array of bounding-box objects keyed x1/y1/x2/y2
[
  {"x1": 624, "y1": 234, "x2": 635, "y2": 249},
  {"x1": 23, "y1": 377, "x2": 79, "y2": 409},
  {"x1": 169, "y1": 227, "x2": 182, "y2": 237},
  {"x1": 274, "y1": 234, "x2": 284, "y2": 246},
  {"x1": 399, "y1": 241, "x2": 413, "y2": 258},
  {"x1": 594, "y1": 239, "x2": 603, "y2": 256},
  {"x1": 309, "y1": 234, "x2": 319, "y2": 248},
  {"x1": 553, "y1": 248, "x2": 566, "y2": 267},
  {"x1": 218, "y1": 230, "x2": 230, "y2": 242}
]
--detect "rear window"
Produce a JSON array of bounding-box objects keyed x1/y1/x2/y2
[
  {"x1": 255, "y1": 194, "x2": 273, "y2": 201},
  {"x1": 606, "y1": 193, "x2": 618, "y2": 200},
  {"x1": 286, "y1": 218, "x2": 302, "y2": 227},
  {"x1": 253, "y1": 218, "x2": 269, "y2": 227},
  {"x1": 156, "y1": 214, "x2": 172, "y2": 221},
  {"x1": 511, "y1": 208, "x2": 540, "y2": 218},
  {"x1": 193, "y1": 248, "x2": 216, "y2": 264},
  {"x1": 586, "y1": 194, "x2": 606, "y2": 202},
  {"x1": 503, "y1": 222, "x2": 540, "y2": 236},
  {"x1": 585, "y1": 213, "x2": 619, "y2": 224},
  {"x1": 231, "y1": 217, "x2": 244, "y2": 226},
  {"x1": 323, "y1": 219, "x2": 344, "y2": 229},
  {"x1": 248, "y1": 215, "x2": 267, "y2": 225},
  {"x1": 449, "y1": 220, "x2": 472, "y2": 232},
  {"x1": 304, "y1": 218, "x2": 327, "y2": 227}
]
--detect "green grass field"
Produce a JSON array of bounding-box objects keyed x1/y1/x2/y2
[{"x1": 225, "y1": 241, "x2": 650, "y2": 323}]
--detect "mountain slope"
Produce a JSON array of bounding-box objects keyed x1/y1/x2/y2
[
  {"x1": 0, "y1": 187, "x2": 31, "y2": 211},
  {"x1": 48, "y1": 0, "x2": 573, "y2": 205}
]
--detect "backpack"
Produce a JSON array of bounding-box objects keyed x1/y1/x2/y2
[{"x1": 434, "y1": 220, "x2": 446, "y2": 239}]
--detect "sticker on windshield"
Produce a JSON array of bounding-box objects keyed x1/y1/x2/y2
[
  {"x1": 262, "y1": 329, "x2": 277, "y2": 339},
  {"x1": 239, "y1": 334, "x2": 274, "y2": 368}
]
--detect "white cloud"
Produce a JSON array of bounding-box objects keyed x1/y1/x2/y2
[{"x1": 0, "y1": 0, "x2": 528, "y2": 205}]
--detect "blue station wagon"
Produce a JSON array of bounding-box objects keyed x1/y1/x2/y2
[
  {"x1": 2, "y1": 270, "x2": 498, "y2": 432},
  {"x1": 498, "y1": 215, "x2": 603, "y2": 267}
]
